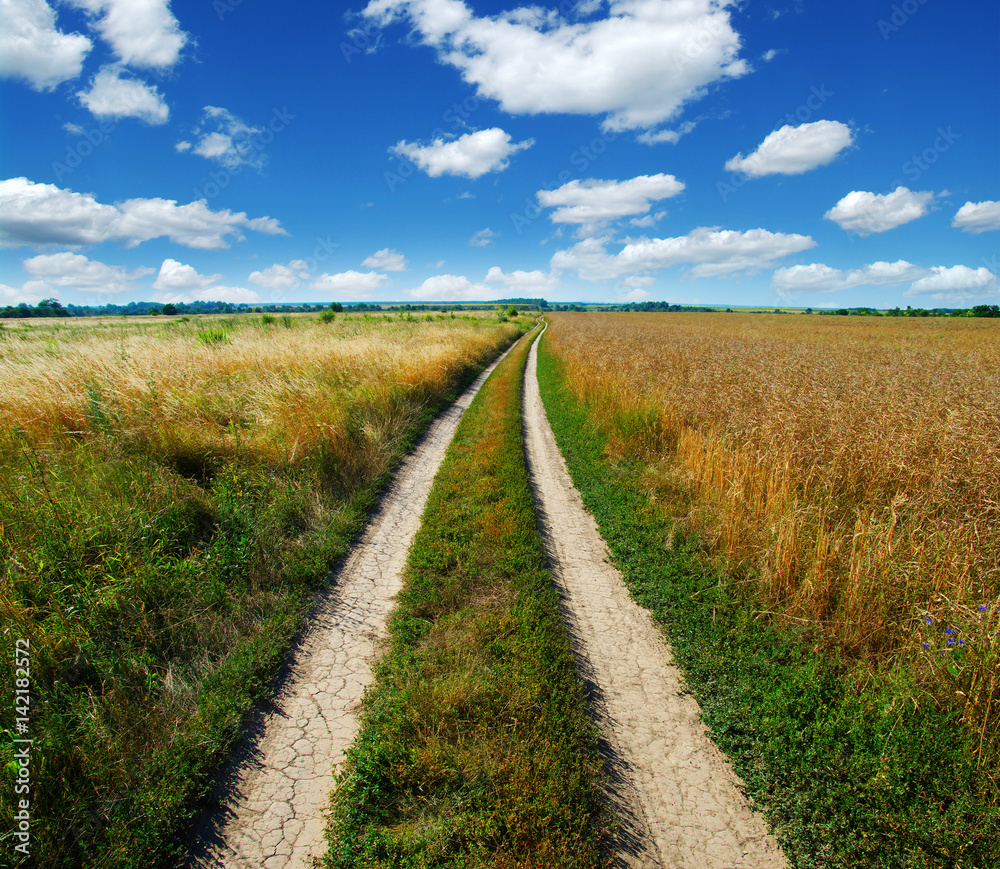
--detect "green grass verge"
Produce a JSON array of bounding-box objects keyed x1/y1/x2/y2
[
  {"x1": 535, "y1": 333, "x2": 999, "y2": 869},
  {"x1": 0, "y1": 325, "x2": 526, "y2": 869},
  {"x1": 322, "y1": 327, "x2": 607, "y2": 869}
]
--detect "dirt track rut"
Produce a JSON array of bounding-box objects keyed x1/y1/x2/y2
[
  {"x1": 522, "y1": 331, "x2": 786, "y2": 869},
  {"x1": 187, "y1": 351, "x2": 509, "y2": 869},
  {"x1": 190, "y1": 329, "x2": 786, "y2": 868}
]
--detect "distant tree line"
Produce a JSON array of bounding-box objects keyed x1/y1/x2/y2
[{"x1": 3, "y1": 298, "x2": 997, "y2": 320}]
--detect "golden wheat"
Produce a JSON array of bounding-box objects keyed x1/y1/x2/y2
[{"x1": 545, "y1": 311, "x2": 1000, "y2": 751}]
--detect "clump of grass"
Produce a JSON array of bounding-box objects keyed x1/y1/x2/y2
[
  {"x1": 196, "y1": 325, "x2": 232, "y2": 346},
  {"x1": 537, "y1": 321, "x2": 1000, "y2": 868},
  {"x1": 0, "y1": 315, "x2": 525, "y2": 867},
  {"x1": 323, "y1": 327, "x2": 607, "y2": 868}
]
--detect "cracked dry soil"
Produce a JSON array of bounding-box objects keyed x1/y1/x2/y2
[
  {"x1": 188, "y1": 330, "x2": 786, "y2": 868},
  {"x1": 187, "y1": 350, "x2": 510, "y2": 869},
  {"x1": 522, "y1": 331, "x2": 786, "y2": 869}
]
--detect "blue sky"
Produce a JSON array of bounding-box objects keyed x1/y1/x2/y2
[{"x1": 1, "y1": 0, "x2": 998, "y2": 307}]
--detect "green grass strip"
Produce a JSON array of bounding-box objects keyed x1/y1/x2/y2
[
  {"x1": 535, "y1": 333, "x2": 999, "y2": 869},
  {"x1": 322, "y1": 327, "x2": 607, "y2": 869}
]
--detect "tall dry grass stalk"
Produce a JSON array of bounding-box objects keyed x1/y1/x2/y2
[{"x1": 545, "y1": 312, "x2": 1000, "y2": 756}]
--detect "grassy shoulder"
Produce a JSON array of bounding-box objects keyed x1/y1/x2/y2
[
  {"x1": 535, "y1": 332, "x2": 999, "y2": 869},
  {"x1": 322, "y1": 326, "x2": 607, "y2": 869},
  {"x1": 0, "y1": 315, "x2": 526, "y2": 869}
]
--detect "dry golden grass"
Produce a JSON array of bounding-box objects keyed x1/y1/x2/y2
[
  {"x1": 545, "y1": 311, "x2": 1000, "y2": 756},
  {"x1": 0, "y1": 314, "x2": 517, "y2": 487}
]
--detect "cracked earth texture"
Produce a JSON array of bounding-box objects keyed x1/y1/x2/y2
[{"x1": 522, "y1": 331, "x2": 787, "y2": 869}]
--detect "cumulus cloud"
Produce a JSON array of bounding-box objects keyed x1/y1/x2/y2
[
  {"x1": 952, "y1": 200, "x2": 1000, "y2": 234},
  {"x1": 65, "y1": 0, "x2": 187, "y2": 69},
  {"x1": 0, "y1": 0, "x2": 92, "y2": 90},
  {"x1": 905, "y1": 265, "x2": 999, "y2": 302},
  {"x1": 1, "y1": 279, "x2": 51, "y2": 306},
  {"x1": 152, "y1": 258, "x2": 260, "y2": 303},
  {"x1": 184, "y1": 106, "x2": 273, "y2": 170},
  {"x1": 538, "y1": 174, "x2": 684, "y2": 231},
  {"x1": 725, "y1": 120, "x2": 853, "y2": 178},
  {"x1": 76, "y1": 64, "x2": 168, "y2": 124},
  {"x1": 362, "y1": 248, "x2": 408, "y2": 271},
  {"x1": 363, "y1": 0, "x2": 747, "y2": 131},
  {"x1": 22, "y1": 251, "x2": 153, "y2": 292},
  {"x1": 310, "y1": 270, "x2": 388, "y2": 298},
  {"x1": 771, "y1": 260, "x2": 999, "y2": 303},
  {"x1": 483, "y1": 266, "x2": 560, "y2": 295},
  {"x1": 551, "y1": 227, "x2": 815, "y2": 282},
  {"x1": 248, "y1": 260, "x2": 310, "y2": 291},
  {"x1": 824, "y1": 186, "x2": 934, "y2": 235},
  {"x1": 410, "y1": 273, "x2": 496, "y2": 301},
  {"x1": 0, "y1": 177, "x2": 285, "y2": 249},
  {"x1": 392, "y1": 128, "x2": 533, "y2": 179},
  {"x1": 771, "y1": 260, "x2": 926, "y2": 295}
]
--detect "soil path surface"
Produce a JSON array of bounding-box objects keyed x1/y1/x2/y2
[
  {"x1": 523, "y1": 331, "x2": 787, "y2": 869},
  {"x1": 187, "y1": 349, "x2": 511, "y2": 869}
]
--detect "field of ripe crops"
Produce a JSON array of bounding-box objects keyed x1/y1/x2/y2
[
  {"x1": 0, "y1": 312, "x2": 523, "y2": 867},
  {"x1": 543, "y1": 312, "x2": 1000, "y2": 761}
]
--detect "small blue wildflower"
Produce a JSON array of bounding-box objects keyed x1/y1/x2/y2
[
  {"x1": 925, "y1": 616, "x2": 933, "y2": 624},
  {"x1": 948, "y1": 638, "x2": 956, "y2": 645},
  {"x1": 978, "y1": 605, "x2": 989, "y2": 611},
  {"x1": 922, "y1": 643, "x2": 930, "y2": 649},
  {"x1": 958, "y1": 640, "x2": 966, "y2": 646},
  {"x1": 945, "y1": 628, "x2": 955, "y2": 635}
]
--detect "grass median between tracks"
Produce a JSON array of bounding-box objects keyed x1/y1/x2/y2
[{"x1": 323, "y1": 325, "x2": 607, "y2": 868}]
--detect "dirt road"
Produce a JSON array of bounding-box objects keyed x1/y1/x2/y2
[
  {"x1": 522, "y1": 331, "x2": 787, "y2": 869},
  {"x1": 187, "y1": 350, "x2": 511, "y2": 869}
]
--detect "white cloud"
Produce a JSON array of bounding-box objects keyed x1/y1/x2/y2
[
  {"x1": 1, "y1": 279, "x2": 54, "y2": 306},
  {"x1": 0, "y1": 0, "x2": 92, "y2": 90},
  {"x1": 468, "y1": 228, "x2": 496, "y2": 247},
  {"x1": 248, "y1": 262, "x2": 310, "y2": 291},
  {"x1": 551, "y1": 227, "x2": 816, "y2": 281},
  {"x1": 362, "y1": 248, "x2": 408, "y2": 271},
  {"x1": 952, "y1": 200, "x2": 1000, "y2": 234},
  {"x1": 637, "y1": 120, "x2": 697, "y2": 145},
  {"x1": 22, "y1": 251, "x2": 153, "y2": 292},
  {"x1": 905, "y1": 265, "x2": 999, "y2": 302},
  {"x1": 65, "y1": 0, "x2": 187, "y2": 69},
  {"x1": 538, "y1": 174, "x2": 684, "y2": 230},
  {"x1": 824, "y1": 186, "x2": 934, "y2": 235},
  {"x1": 152, "y1": 258, "x2": 260, "y2": 303},
  {"x1": 0, "y1": 177, "x2": 286, "y2": 249},
  {"x1": 771, "y1": 260, "x2": 926, "y2": 295},
  {"x1": 410, "y1": 273, "x2": 496, "y2": 301},
  {"x1": 76, "y1": 65, "x2": 168, "y2": 124},
  {"x1": 392, "y1": 128, "x2": 533, "y2": 179},
  {"x1": 310, "y1": 270, "x2": 388, "y2": 298},
  {"x1": 483, "y1": 266, "x2": 560, "y2": 295},
  {"x1": 725, "y1": 120, "x2": 853, "y2": 178},
  {"x1": 363, "y1": 0, "x2": 747, "y2": 131},
  {"x1": 186, "y1": 106, "x2": 268, "y2": 170}
]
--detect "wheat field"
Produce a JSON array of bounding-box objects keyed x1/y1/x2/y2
[{"x1": 544, "y1": 311, "x2": 1000, "y2": 759}]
